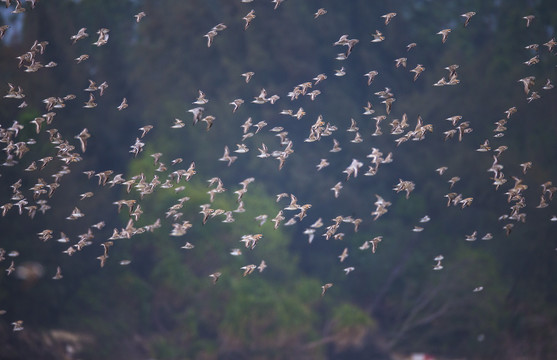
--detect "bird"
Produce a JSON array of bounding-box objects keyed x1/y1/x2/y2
[
  {"x1": 204, "y1": 29, "x2": 218, "y2": 47},
  {"x1": 271, "y1": 210, "x2": 285, "y2": 229},
  {"x1": 6, "y1": 261, "x2": 15, "y2": 275},
  {"x1": 343, "y1": 267, "x2": 355, "y2": 275},
  {"x1": 234, "y1": 143, "x2": 249, "y2": 154},
  {"x1": 520, "y1": 162, "x2": 532, "y2": 174},
  {"x1": 524, "y1": 55, "x2": 539, "y2": 66},
  {"x1": 505, "y1": 106, "x2": 517, "y2": 119},
  {"x1": 71, "y1": 28, "x2": 89, "y2": 44},
  {"x1": 241, "y1": 71, "x2": 254, "y2": 83},
  {"x1": 188, "y1": 107, "x2": 204, "y2": 125},
  {"x1": 75, "y1": 128, "x2": 91, "y2": 152},
  {"x1": 382, "y1": 98, "x2": 395, "y2": 115},
  {"x1": 75, "y1": 54, "x2": 89, "y2": 63},
  {"x1": 448, "y1": 176, "x2": 460, "y2": 189},
  {"x1": 338, "y1": 248, "x2": 348, "y2": 262},
  {"x1": 254, "y1": 214, "x2": 268, "y2": 227},
  {"x1": 394, "y1": 57, "x2": 407, "y2": 68},
  {"x1": 0, "y1": 25, "x2": 9, "y2": 39},
  {"x1": 461, "y1": 12, "x2": 476, "y2": 27},
  {"x1": 433, "y1": 255, "x2": 444, "y2": 270},
  {"x1": 518, "y1": 76, "x2": 535, "y2": 94},
  {"x1": 284, "y1": 194, "x2": 299, "y2": 211},
  {"x1": 459, "y1": 197, "x2": 474, "y2": 208},
  {"x1": 364, "y1": 70, "x2": 378, "y2": 86},
  {"x1": 334, "y1": 67, "x2": 346, "y2": 76},
  {"x1": 445, "y1": 64, "x2": 460, "y2": 79},
  {"x1": 446, "y1": 115, "x2": 462, "y2": 126},
  {"x1": 321, "y1": 283, "x2": 333, "y2": 296},
  {"x1": 420, "y1": 215, "x2": 431, "y2": 223},
  {"x1": 193, "y1": 90, "x2": 208, "y2": 105},
  {"x1": 97, "y1": 81, "x2": 109, "y2": 96},
  {"x1": 134, "y1": 11, "x2": 146, "y2": 23},
  {"x1": 347, "y1": 118, "x2": 359, "y2": 132},
  {"x1": 255, "y1": 143, "x2": 269, "y2": 159},
  {"x1": 201, "y1": 115, "x2": 215, "y2": 131},
  {"x1": 502, "y1": 223, "x2": 514, "y2": 237},
  {"x1": 1, "y1": 203, "x2": 13, "y2": 217},
  {"x1": 252, "y1": 88, "x2": 268, "y2": 104},
  {"x1": 83, "y1": 93, "x2": 97, "y2": 108},
  {"x1": 313, "y1": 73, "x2": 327, "y2": 85},
  {"x1": 536, "y1": 195, "x2": 548, "y2": 209},
  {"x1": 330, "y1": 139, "x2": 342, "y2": 152},
  {"x1": 523, "y1": 15, "x2": 535, "y2": 28},
  {"x1": 253, "y1": 121, "x2": 267, "y2": 134},
  {"x1": 482, "y1": 233, "x2": 494, "y2": 241},
  {"x1": 433, "y1": 77, "x2": 448, "y2": 87},
  {"x1": 543, "y1": 79, "x2": 554, "y2": 90},
  {"x1": 243, "y1": 10, "x2": 256, "y2": 30},
  {"x1": 370, "y1": 236, "x2": 382, "y2": 253},
  {"x1": 371, "y1": 30, "x2": 384, "y2": 43},
  {"x1": 344, "y1": 159, "x2": 363, "y2": 179},
  {"x1": 209, "y1": 272, "x2": 221, "y2": 284},
  {"x1": 26, "y1": 0, "x2": 38, "y2": 9},
  {"x1": 11, "y1": 320, "x2": 23, "y2": 331},
  {"x1": 52, "y1": 266, "x2": 63, "y2": 280},
  {"x1": 181, "y1": 242, "x2": 195, "y2": 250},
  {"x1": 93, "y1": 28, "x2": 110, "y2": 46},
  {"x1": 381, "y1": 12, "x2": 397, "y2": 25},
  {"x1": 437, "y1": 29, "x2": 451, "y2": 43},
  {"x1": 465, "y1": 231, "x2": 478, "y2": 241},
  {"x1": 138, "y1": 125, "x2": 153, "y2": 138},
  {"x1": 240, "y1": 264, "x2": 256, "y2": 277},
  {"x1": 527, "y1": 91, "x2": 540, "y2": 103},
  {"x1": 229, "y1": 99, "x2": 244, "y2": 113},
  {"x1": 410, "y1": 64, "x2": 425, "y2": 81},
  {"x1": 302, "y1": 228, "x2": 315, "y2": 243},
  {"x1": 393, "y1": 179, "x2": 415, "y2": 199},
  {"x1": 307, "y1": 90, "x2": 321, "y2": 101},
  {"x1": 66, "y1": 207, "x2": 85, "y2": 220},
  {"x1": 314, "y1": 8, "x2": 327, "y2": 19},
  {"x1": 211, "y1": 23, "x2": 227, "y2": 33},
  {"x1": 271, "y1": 0, "x2": 284, "y2": 10},
  {"x1": 276, "y1": 193, "x2": 289, "y2": 203},
  {"x1": 331, "y1": 182, "x2": 342, "y2": 198}
]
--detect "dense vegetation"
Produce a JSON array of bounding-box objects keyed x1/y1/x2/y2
[{"x1": 1, "y1": 0, "x2": 556, "y2": 359}]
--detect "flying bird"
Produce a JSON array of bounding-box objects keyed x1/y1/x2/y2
[{"x1": 461, "y1": 12, "x2": 476, "y2": 27}]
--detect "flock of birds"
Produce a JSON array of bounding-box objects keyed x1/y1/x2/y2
[{"x1": 0, "y1": 0, "x2": 556, "y2": 335}]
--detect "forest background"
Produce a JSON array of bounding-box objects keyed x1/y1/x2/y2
[{"x1": 0, "y1": 0, "x2": 556, "y2": 359}]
